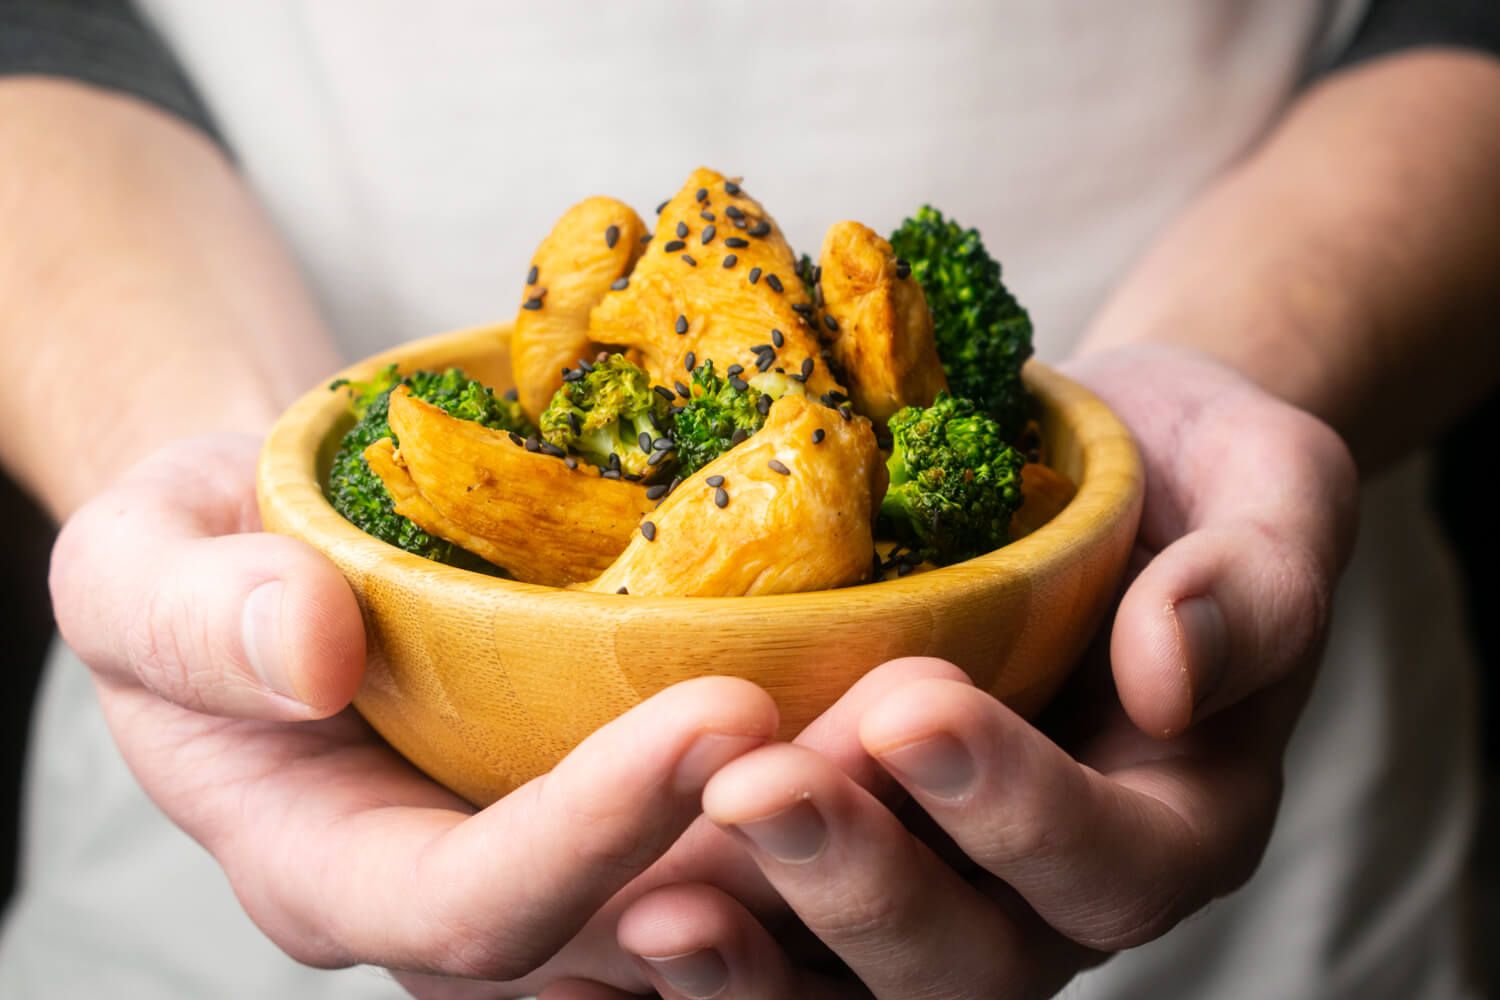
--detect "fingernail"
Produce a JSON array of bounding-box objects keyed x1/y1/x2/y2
[
  {"x1": 877, "y1": 734, "x2": 975, "y2": 800},
  {"x1": 673, "y1": 734, "x2": 764, "y2": 794},
  {"x1": 641, "y1": 949, "x2": 729, "y2": 998},
  {"x1": 242, "y1": 581, "x2": 296, "y2": 699},
  {"x1": 734, "y1": 801, "x2": 826, "y2": 863},
  {"x1": 1175, "y1": 596, "x2": 1228, "y2": 710}
]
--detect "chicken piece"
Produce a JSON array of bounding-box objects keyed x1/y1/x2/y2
[
  {"x1": 377, "y1": 388, "x2": 654, "y2": 586},
  {"x1": 818, "y1": 220, "x2": 947, "y2": 426},
  {"x1": 590, "y1": 167, "x2": 840, "y2": 399},
  {"x1": 512, "y1": 197, "x2": 647, "y2": 421},
  {"x1": 580, "y1": 395, "x2": 883, "y2": 596},
  {"x1": 1008, "y1": 462, "x2": 1077, "y2": 540}
]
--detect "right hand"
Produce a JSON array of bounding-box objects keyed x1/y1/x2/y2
[{"x1": 48, "y1": 432, "x2": 779, "y2": 996}]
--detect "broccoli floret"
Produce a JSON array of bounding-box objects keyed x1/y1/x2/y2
[
  {"x1": 889, "y1": 205, "x2": 1035, "y2": 438},
  {"x1": 326, "y1": 364, "x2": 532, "y2": 565},
  {"x1": 878, "y1": 392, "x2": 1025, "y2": 565},
  {"x1": 796, "y1": 252, "x2": 819, "y2": 299},
  {"x1": 539, "y1": 354, "x2": 672, "y2": 478},
  {"x1": 670, "y1": 361, "x2": 812, "y2": 476}
]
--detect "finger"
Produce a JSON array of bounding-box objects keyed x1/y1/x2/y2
[
  {"x1": 618, "y1": 883, "x2": 855, "y2": 1000},
  {"x1": 1073, "y1": 348, "x2": 1358, "y2": 734},
  {"x1": 210, "y1": 675, "x2": 777, "y2": 981},
  {"x1": 861, "y1": 677, "x2": 1281, "y2": 950},
  {"x1": 703, "y1": 744, "x2": 1077, "y2": 1000},
  {"x1": 50, "y1": 433, "x2": 366, "y2": 719},
  {"x1": 536, "y1": 980, "x2": 645, "y2": 1000}
]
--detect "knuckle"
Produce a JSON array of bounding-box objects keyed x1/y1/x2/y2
[{"x1": 123, "y1": 585, "x2": 210, "y2": 711}]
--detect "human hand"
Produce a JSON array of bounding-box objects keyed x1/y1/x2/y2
[
  {"x1": 47, "y1": 433, "x2": 780, "y2": 997},
  {"x1": 564, "y1": 345, "x2": 1358, "y2": 998}
]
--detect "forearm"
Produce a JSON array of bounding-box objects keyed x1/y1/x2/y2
[
  {"x1": 1079, "y1": 50, "x2": 1500, "y2": 473},
  {"x1": 0, "y1": 78, "x2": 340, "y2": 519}
]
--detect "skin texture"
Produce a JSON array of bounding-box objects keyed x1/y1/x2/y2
[
  {"x1": 590, "y1": 167, "x2": 840, "y2": 399},
  {"x1": 580, "y1": 395, "x2": 883, "y2": 597},
  {"x1": 17, "y1": 44, "x2": 1500, "y2": 1000},
  {"x1": 818, "y1": 220, "x2": 947, "y2": 426},
  {"x1": 511, "y1": 197, "x2": 647, "y2": 421}
]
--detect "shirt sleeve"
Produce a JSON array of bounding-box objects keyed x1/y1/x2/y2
[
  {"x1": 0, "y1": 0, "x2": 223, "y2": 148},
  {"x1": 1329, "y1": 0, "x2": 1500, "y2": 70}
]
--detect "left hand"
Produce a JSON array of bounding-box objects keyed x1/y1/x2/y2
[{"x1": 554, "y1": 345, "x2": 1358, "y2": 999}]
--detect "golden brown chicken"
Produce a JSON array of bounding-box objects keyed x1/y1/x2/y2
[
  {"x1": 372, "y1": 388, "x2": 654, "y2": 586},
  {"x1": 511, "y1": 196, "x2": 647, "y2": 421},
  {"x1": 817, "y1": 220, "x2": 948, "y2": 426},
  {"x1": 579, "y1": 394, "x2": 883, "y2": 596},
  {"x1": 590, "y1": 167, "x2": 841, "y2": 399}
]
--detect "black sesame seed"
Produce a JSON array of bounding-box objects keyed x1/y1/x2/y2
[
  {"x1": 819, "y1": 392, "x2": 835, "y2": 406},
  {"x1": 792, "y1": 303, "x2": 813, "y2": 317},
  {"x1": 695, "y1": 187, "x2": 708, "y2": 202},
  {"x1": 768, "y1": 459, "x2": 790, "y2": 476},
  {"x1": 722, "y1": 254, "x2": 738, "y2": 269},
  {"x1": 824, "y1": 314, "x2": 839, "y2": 332},
  {"x1": 765, "y1": 274, "x2": 784, "y2": 293},
  {"x1": 895, "y1": 258, "x2": 911, "y2": 280},
  {"x1": 568, "y1": 411, "x2": 582, "y2": 435},
  {"x1": 640, "y1": 233, "x2": 653, "y2": 245},
  {"x1": 522, "y1": 297, "x2": 543, "y2": 311},
  {"x1": 562, "y1": 367, "x2": 584, "y2": 382},
  {"x1": 756, "y1": 353, "x2": 774, "y2": 373},
  {"x1": 681, "y1": 254, "x2": 697, "y2": 267},
  {"x1": 646, "y1": 484, "x2": 669, "y2": 500},
  {"x1": 653, "y1": 436, "x2": 673, "y2": 451},
  {"x1": 508, "y1": 431, "x2": 524, "y2": 446},
  {"x1": 565, "y1": 456, "x2": 579, "y2": 469},
  {"x1": 706, "y1": 474, "x2": 725, "y2": 487},
  {"x1": 751, "y1": 343, "x2": 773, "y2": 354},
  {"x1": 714, "y1": 486, "x2": 729, "y2": 508},
  {"x1": 656, "y1": 199, "x2": 670, "y2": 214},
  {"x1": 813, "y1": 265, "x2": 822, "y2": 283},
  {"x1": 540, "y1": 441, "x2": 566, "y2": 458},
  {"x1": 724, "y1": 236, "x2": 749, "y2": 249},
  {"x1": 602, "y1": 468, "x2": 621, "y2": 479},
  {"x1": 898, "y1": 561, "x2": 915, "y2": 577},
  {"x1": 749, "y1": 267, "x2": 762, "y2": 284},
  {"x1": 727, "y1": 363, "x2": 744, "y2": 377},
  {"x1": 733, "y1": 217, "x2": 748, "y2": 230},
  {"x1": 617, "y1": 586, "x2": 629, "y2": 594},
  {"x1": 749, "y1": 220, "x2": 771, "y2": 237},
  {"x1": 647, "y1": 448, "x2": 670, "y2": 466},
  {"x1": 668, "y1": 475, "x2": 683, "y2": 494},
  {"x1": 700, "y1": 210, "x2": 715, "y2": 221},
  {"x1": 701, "y1": 225, "x2": 716, "y2": 244},
  {"x1": 674, "y1": 380, "x2": 691, "y2": 398},
  {"x1": 771, "y1": 328, "x2": 784, "y2": 347},
  {"x1": 675, "y1": 315, "x2": 689, "y2": 335},
  {"x1": 729, "y1": 376, "x2": 749, "y2": 392},
  {"x1": 725, "y1": 204, "x2": 744, "y2": 219},
  {"x1": 684, "y1": 351, "x2": 696, "y2": 372},
  {"x1": 839, "y1": 404, "x2": 852, "y2": 421},
  {"x1": 638, "y1": 431, "x2": 653, "y2": 453},
  {"x1": 577, "y1": 358, "x2": 595, "y2": 373},
  {"x1": 774, "y1": 366, "x2": 784, "y2": 374},
  {"x1": 526, "y1": 264, "x2": 538, "y2": 285},
  {"x1": 605, "y1": 225, "x2": 620, "y2": 248},
  {"x1": 503, "y1": 387, "x2": 520, "y2": 401},
  {"x1": 801, "y1": 357, "x2": 815, "y2": 378},
  {"x1": 812, "y1": 428, "x2": 826, "y2": 444},
  {"x1": 676, "y1": 221, "x2": 689, "y2": 238},
  {"x1": 610, "y1": 277, "x2": 629, "y2": 291},
  {"x1": 756, "y1": 394, "x2": 771, "y2": 415},
  {"x1": 730, "y1": 427, "x2": 749, "y2": 445},
  {"x1": 654, "y1": 385, "x2": 676, "y2": 402},
  {"x1": 788, "y1": 372, "x2": 806, "y2": 383},
  {"x1": 724, "y1": 180, "x2": 741, "y2": 195},
  {"x1": 609, "y1": 453, "x2": 622, "y2": 469},
  {"x1": 524, "y1": 435, "x2": 541, "y2": 453},
  {"x1": 663, "y1": 239, "x2": 686, "y2": 253}
]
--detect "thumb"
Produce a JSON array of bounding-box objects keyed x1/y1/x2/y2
[{"x1": 50, "y1": 433, "x2": 365, "y2": 720}]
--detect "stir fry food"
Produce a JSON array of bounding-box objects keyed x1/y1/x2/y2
[{"x1": 325, "y1": 168, "x2": 1076, "y2": 596}]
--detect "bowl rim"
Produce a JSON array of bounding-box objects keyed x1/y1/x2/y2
[{"x1": 258, "y1": 324, "x2": 1142, "y2": 610}]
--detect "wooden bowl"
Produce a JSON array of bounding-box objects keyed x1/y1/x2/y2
[{"x1": 258, "y1": 325, "x2": 1143, "y2": 805}]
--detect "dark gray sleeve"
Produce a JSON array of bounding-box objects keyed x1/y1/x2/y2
[
  {"x1": 1329, "y1": 0, "x2": 1500, "y2": 71},
  {"x1": 0, "y1": 0, "x2": 223, "y2": 148}
]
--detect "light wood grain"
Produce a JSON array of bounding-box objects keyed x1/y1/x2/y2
[{"x1": 258, "y1": 325, "x2": 1143, "y2": 806}]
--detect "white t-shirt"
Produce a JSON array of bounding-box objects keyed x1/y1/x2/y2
[{"x1": 0, "y1": 3, "x2": 1481, "y2": 997}]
